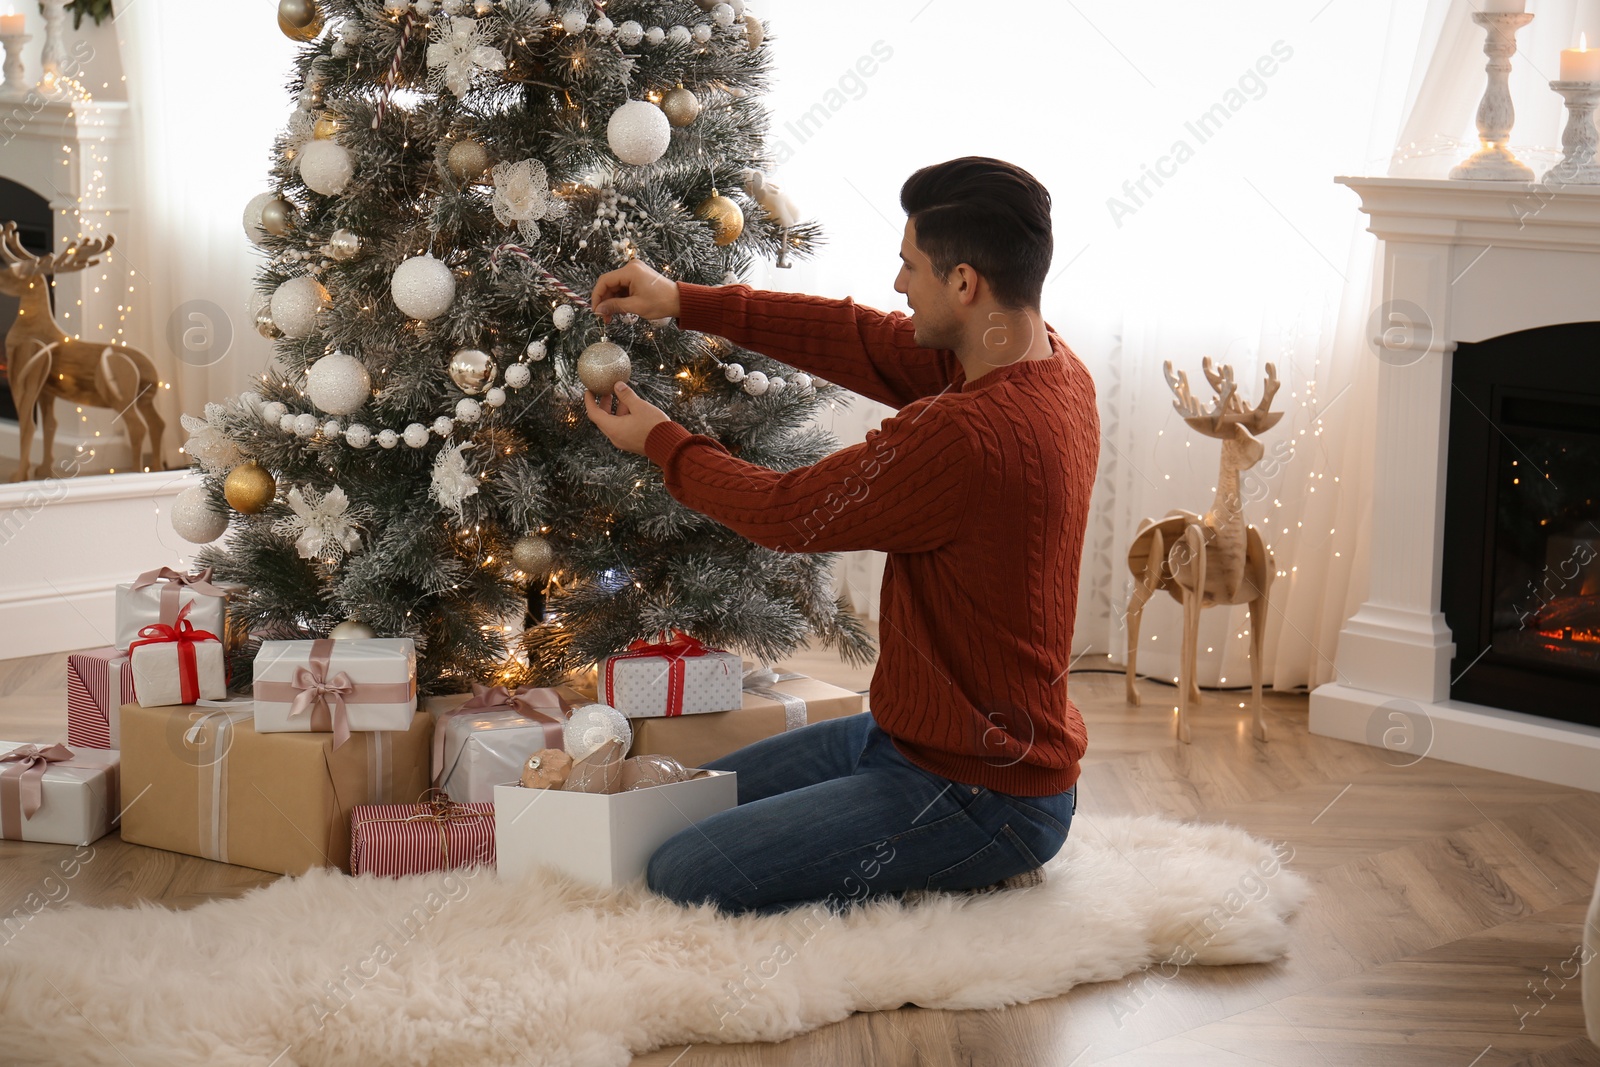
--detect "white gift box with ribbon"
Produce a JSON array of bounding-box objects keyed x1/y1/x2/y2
[
  {"x1": 0, "y1": 742, "x2": 121, "y2": 845},
  {"x1": 253, "y1": 638, "x2": 417, "y2": 747},
  {"x1": 127, "y1": 602, "x2": 228, "y2": 708},
  {"x1": 427, "y1": 684, "x2": 579, "y2": 804},
  {"x1": 114, "y1": 566, "x2": 231, "y2": 652},
  {"x1": 598, "y1": 630, "x2": 743, "y2": 718}
]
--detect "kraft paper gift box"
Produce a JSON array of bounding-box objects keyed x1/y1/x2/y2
[
  {"x1": 119, "y1": 703, "x2": 432, "y2": 876},
  {"x1": 0, "y1": 742, "x2": 120, "y2": 846},
  {"x1": 113, "y1": 566, "x2": 233, "y2": 653},
  {"x1": 66, "y1": 647, "x2": 138, "y2": 748},
  {"x1": 626, "y1": 670, "x2": 865, "y2": 768},
  {"x1": 597, "y1": 630, "x2": 743, "y2": 718},
  {"x1": 426, "y1": 684, "x2": 584, "y2": 804},
  {"x1": 127, "y1": 604, "x2": 228, "y2": 707},
  {"x1": 494, "y1": 770, "x2": 738, "y2": 888},
  {"x1": 253, "y1": 637, "x2": 417, "y2": 744},
  {"x1": 350, "y1": 796, "x2": 495, "y2": 877}
]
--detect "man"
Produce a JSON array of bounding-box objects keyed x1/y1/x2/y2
[{"x1": 585, "y1": 156, "x2": 1098, "y2": 915}]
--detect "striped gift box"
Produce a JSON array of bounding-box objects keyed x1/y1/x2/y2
[
  {"x1": 66, "y1": 647, "x2": 138, "y2": 749},
  {"x1": 349, "y1": 797, "x2": 495, "y2": 877}
]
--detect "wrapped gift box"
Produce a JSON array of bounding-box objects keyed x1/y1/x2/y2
[
  {"x1": 0, "y1": 742, "x2": 120, "y2": 845},
  {"x1": 427, "y1": 685, "x2": 584, "y2": 804},
  {"x1": 119, "y1": 703, "x2": 431, "y2": 875},
  {"x1": 494, "y1": 771, "x2": 737, "y2": 888},
  {"x1": 350, "y1": 797, "x2": 495, "y2": 877},
  {"x1": 114, "y1": 567, "x2": 232, "y2": 652},
  {"x1": 254, "y1": 637, "x2": 417, "y2": 744},
  {"x1": 66, "y1": 647, "x2": 137, "y2": 749},
  {"x1": 627, "y1": 672, "x2": 865, "y2": 767},
  {"x1": 129, "y1": 622, "x2": 227, "y2": 707},
  {"x1": 598, "y1": 631, "x2": 742, "y2": 718}
]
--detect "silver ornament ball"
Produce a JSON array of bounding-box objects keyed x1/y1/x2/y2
[
  {"x1": 326, "y1": 228, "x2": 362, "y2": 260},
  {"x1": 606, "y1": 99, "x2": 672, "y2": 166},
  {"x1": 305, "y1": 350, "x2": 371, "y2": 415},
  {"x1": 170, "y1": 485, "x2": 229, "y2": 545},
  {"x1": 447, "y1": 348, "x2": 494, "y2": 394},
  {"x1": 391, "y1": 254, "x2": 456, "y2": 320},
  {"x1": 270, "y1": 275, "x2": 330, "y2": 339}
]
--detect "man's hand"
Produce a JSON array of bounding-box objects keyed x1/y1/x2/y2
[
  {"x1": 584, "y1": 381, "x2": 672, "y2": 456},
  {"x1": 591, "y1": 259, "x2": 681, "y2": 324}
]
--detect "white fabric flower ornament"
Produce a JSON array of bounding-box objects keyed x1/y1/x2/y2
[
  {"x1": 429, "y1": 441, "x2": 480, "y2": 518},
  {"x1": 426, "y1": 17, "x2": 507, "y2": 97},
  {"x1": 490, "y1": 158, "x2": 569, "y2": 243},
  {"x1": 277, "y1": 484, "x2": 365, "y2": 562},
  {"x1": 180, "y1": 404, "x2": 244, "y2": 474}
]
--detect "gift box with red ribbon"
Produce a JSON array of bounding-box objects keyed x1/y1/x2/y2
[
  {"x1": 114, "y1": 566, "x2": 233, "y2": 653},
  {"x1": 0, "y1": 741, "x2": 120, "y2": 845},
  {"x1": 128, "y1": 602, "x2": 228, "y2": 707},
  {"x1": 598, "y1": 629, "x2": 743, "y2": 719},
  {"x1": 427, "y1": 683, "x2": 583, "y2": 804},
  {"x1": 253, "y1": 637, "x2": 417, "y2": 748},
  {"x1": 350, "y1": 792, "x2": 496, "y2": 877},
  {"x1": 66, "y1": 647, "x2": 138, "y2": 749}
]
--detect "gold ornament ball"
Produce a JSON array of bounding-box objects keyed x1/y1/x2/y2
[
  {"x1": 695, "y1": 191, "x2": 745, "y2": 246},
  {"x1": 448, "y1": 348, "x2": 495, "y2": 395},
  {"x1": 330, "y1": 619, "x2": 377, "y2": 640},
  {"x1": 278, "y1": 0, "x2": 323, "y2": 41},
  {"x1": 224, "y1": 462, "x2": 277, "y2": 514},
  {"x1": 511, "y1": 534, "x2": 555, "y2": 576},
  {"x1": 446, "y1": 138, "x2": 491, "y2": 182},
  {"x1": 745, "y1": 14, "x2": 764, "y2": 49},
  {"x1": 259, "y1": 197, "x2": 296, "y2": 236},
  {"x1": 661, "y1": 86, "x2": 702, "y2": 127},
  {"x1": 577, "y1": 340, "x2": 632, "y2": 397},
  {"x1": 312, "y1": 114, "x2": 339, "y2": 140},
  {"x1": 255, "y1": 308, "x2": 283, "y2": 340}
]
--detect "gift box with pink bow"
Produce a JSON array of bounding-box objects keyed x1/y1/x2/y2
[
  {"x1": 253, "y1": 637, "x2": 418, "y2": 746},
  {"x1": 114, "y1": 566, "x2": 234, "y2": 653},
  {"x1": 427, "y1": 683, "x2": 585, "y2": 803},
  {"x1": 597, "y1": 630, "x2": 743, "y2": 718},
  {"x1": 0, "y1": 741, "x2": 120, "y2": 845},
  {"x1": 128, "y1": 602, "x2": 228, "y2": 708}
]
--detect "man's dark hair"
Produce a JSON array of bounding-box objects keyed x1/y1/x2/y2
[{"x1": 899, "y1": 156, "x2": 1053, "y2": 311}]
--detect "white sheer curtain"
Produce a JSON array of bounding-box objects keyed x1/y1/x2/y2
[
  {"x1": 754, "y1": 0, "x2": 1598, "y2": 694},
  {"x1": 114, "y1": 5, "x2": 297, "y2": 466}
]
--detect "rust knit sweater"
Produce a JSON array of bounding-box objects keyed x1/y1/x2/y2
[{"x1": 643, "y1": 282, "x2": 1100, "y2": 796}]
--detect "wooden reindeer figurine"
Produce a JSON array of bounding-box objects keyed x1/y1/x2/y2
[
  {"x1": 1, "y1": 221, "x2": 166, "y2": 481},
  {"x1": 1123, "y1": 358, "x2": 1283, "y2": 744}
]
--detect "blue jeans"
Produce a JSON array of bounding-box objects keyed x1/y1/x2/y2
[{"x1": 645, "y1": 712, "x2": 1076, "y2": 915}]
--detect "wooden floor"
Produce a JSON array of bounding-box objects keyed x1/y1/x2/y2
[{"x1": 3, "y1": 634, "x2": 1598, "y2": 1066}]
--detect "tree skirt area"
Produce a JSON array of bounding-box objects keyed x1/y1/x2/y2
[{"x1": 0, "y1": 814, "x2": 1310, "y2": 1066}]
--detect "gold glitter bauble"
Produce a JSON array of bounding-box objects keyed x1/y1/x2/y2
[
  {"x1": 446, "y1": 138, "x2": 491, "y2": 182},
  {"x1": 661, "y1": 86, "x2": 702, "y2": 127},
  {"x1": 278, "y1": 0, "x2": 323, "y2": 41},
  {"x1": 577, "y1": 340, "x2": 633, "y2": 397},
  {"x1": 313, "y1": 114, "x2": 339, "y2": 140},
  {"x1": 511, "y1": 534, "x2": 555, "y2": 576},
  {"x1": 330, "y1": 620, "x2": 377, "y2": 640},
  {"x1": 224, "y1": 462, "x2": 277, "y2": 514},
  {"x1": 695, "y1": 191, "x2": 745, "y2": 246}
]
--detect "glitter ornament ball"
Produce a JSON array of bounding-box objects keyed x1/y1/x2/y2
[
  {"x1": 224, "y1": 462, "x2": 277, "y2": 514},
  {"x1": 606, "y1": 99, "x2": 672, "y2": 166},
  {"x1": 293, "y1": 413, "x2": 319, "y2": 437},
  {"x1": 446, "y1": 138, "x2": 491, "y2": 182},
  {"x1": 243, "y1": 192, "x2": 277, "y2": 245},
  {"x1": 484, "y1": 386, "x2": 506, "y2": 408},
  {"x1": 454, "y1": 397, "x2": 482, "y2": 423},
  {"x1": 344, "y1": 423, "x2": 373, "y2": 448},
  {"x1": 377, "y1": 429, "x2": 399, "y2": 449},
  {"x1": 661, "y1": 85, "x2": 701, "y2": 127},
  {"x1": 330, "y1": 620, "x2": 377, "y2": 640},
  {"x1": 431, "y1": 416, "x2": 454, "y2": 437},
  {"x1": 299, "y1": 139, "x2": 353, "y2": 196},
  {"x1": 552, "y1": 305, "x2": 575, "y2": 331},
  {"x1": 563, "y1": 704, "x2": 632, "y2": 761},
  {"x1": 742, "y1": 370, "x2": 769, "y2": 395},
  {"x1": 170, "y1": 485, "x2": 229, "y2": 544},
  {"x1": 510, "y1": 533, "x2": 554, "y2": 576},
  {"x1": 695, "y1": 190, "x2": 744, "y2": 246},
  {"x1": 260, "y1": 197, "x2": 296, "y2": 237},
  {"x1": 278, "y1": 414, "x2": 297, "y2": 433},
  {"x1": 402, "y1": 423, "x2": 430, "y2": 448},
  {"x1": 269, "y1": 275, "x2": 330, "y2": 339},
  {"x1": 617, "y1": 19, "x2": 643, "y2": 45},
  {"x1": 305, "y1": 350, "x2": 371, "y2": 415},
  {"x1": 577, "y1": 339, "x2": 632, "y2": 397},
  {"x1": 278, "y1": 0, "x2": 323, "y2": 41},
  {"x1": 525, "y1": 339, "x2": 547, "y2": 361},
  {"x1": 447, "y1": 348, "x2": 494, "y2": 394},
  {"x1": 391, "y1": 254, "x2": 455, "y2": 320},
  {"x1": 504, "y1": 363, "x2": 532, "y2": 389}
]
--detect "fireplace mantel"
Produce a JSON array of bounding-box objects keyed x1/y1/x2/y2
[{"x1": 1309, "y1": 175, "x2": 1600, "y2": 792}]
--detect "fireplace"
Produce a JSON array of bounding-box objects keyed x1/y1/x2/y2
[{"x1": 1443, "y1": 323, "x2": 1600, "y2": 729}]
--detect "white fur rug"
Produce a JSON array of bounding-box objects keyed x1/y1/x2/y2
[{"x1": 0, "y1": 815, "x2": 1309, "y2": 1066}]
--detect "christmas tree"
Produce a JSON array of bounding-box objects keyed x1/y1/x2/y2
[{"x1": 175, "y1": 0, "x2": 875, "y2": 695}]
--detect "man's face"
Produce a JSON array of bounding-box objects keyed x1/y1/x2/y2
[{"x1": 894, "y1": 218, "x2": 960, "y2": 349}]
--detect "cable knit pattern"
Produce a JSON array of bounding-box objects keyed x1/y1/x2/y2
[{"x1": 643, "y1": 282, "x2": 1100, "y2": 796}]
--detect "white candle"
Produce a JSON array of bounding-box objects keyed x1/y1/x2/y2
[
  {"x1": 1561, "y1": 33, "x2": 1600, "y2": 81},
  {"x1": 1484, "y1": 0, "x2": 1527, "y2": 12},
  {"x1": 0, "y1": 12, "x2": 25, "y2": 35}
]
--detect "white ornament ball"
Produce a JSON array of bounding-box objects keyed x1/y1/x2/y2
[
  {"x1": 414, "y1": 0, "x2": 435, "y2": 14},
  {"x1": 323, "y1": 419, "x2": 342, "y2": 437},
  {"x1": 767, "y1": 375, "x2": 785, "y2": 392},
  {"x1": 377, "y1": 429, "x2": 400, "y2": 449},
  {"x1": 293, "y1": 412, "x2": 320, "y2": 437},
  {"x1": 792, "y1": 372, "x2": 813, "y2": 392},
  {"x1": 431, "y1": 415, "x2": 455, "y2": 437},
  {"x1": 402, "y1": 423, "x2": 430, "y2": 448},
  {"x1": 617, "y1": 19, "x2": 642, "y2": 45},
  {"x1": 298, "y1": 139, "x2": 354, "y2": 196},
  {"x1": 606, "y1": 99, "x2": 672, "y2": 166},
  {"x1": 391, "y1": 254, "x2": 456, "y2": 320},
  {"x1": 564, "y1": 703, "x2": 633, "y2": 760},
  {"x1": 645, "y1": 26, "x2": 665, "y2": 45},
  {"x1": 742, "y1": 370, "x2": 769, "y2": 395},
  {"x1": 526, "y1": 339, "x2": 547, "y2": 360},
  {"x1": 668, "y1": 25, "x2": 691, "y2": 45},
  {"x1": 330, "y1": 619, "x2": 377, "y2": 640},
  {"x1": 305, "y1": 350, "x2": 371, "y2": 415},
  {"x1": 454, "y1": 397, "x2": 482, "y2": 423},
  {"x1": 243, "y1": 192, "x2": 276, "y2": 246},
  {"x1": 504, "y1": 363, "x2": 532, "y2": 389},
  {"x1": 729, "y1": 0, "x2": 744, "y2": 14},
  {"x1": 561, "y1": 9, "x2": 586, "y2": 33},
  {"x1": 171, "y1": 485, "x2": 229, "y2": 544},
  {"x1": 723, "y1": 362, "x2": 745, "y2": 382},
  {"x1": 692, "y1": 24, "x2": 712, "y2": 43},
  {"x1": 552, "y1": 304, "x2": 575, "y2": 330},
  {"x1": 260, "y1": 401, "x2": 288, "y2": 427},
  {"x1": 278, "y1": 413, "x2": 298, "y2": 433},
  {"x1": 711, "y1": 3, "x2": 734, "y2": 26},
  {"x1": 270, "y1": 275, "x2": 330, "y2": 338},
  {"x1": 593, "y1": 15, "x2": 613, "y2": 34},
  {"x1": 484, "y1": 386, "x2": 506, "y2": 408},
  {"x1": 344, "y1": 423, "x2": 372, "y2": 448}
]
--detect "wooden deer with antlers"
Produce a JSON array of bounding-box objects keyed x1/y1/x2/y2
[
  {"x1": 1, "y1": 221, "x2": 166, "y2": 481},
  {"x1": 1123, "y1": 357, "x2": 1283, "y2": 744}
]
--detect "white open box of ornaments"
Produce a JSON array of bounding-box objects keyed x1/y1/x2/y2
[{"x1": 493, "y1": 770, "x2": 738, "y2": 889}]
